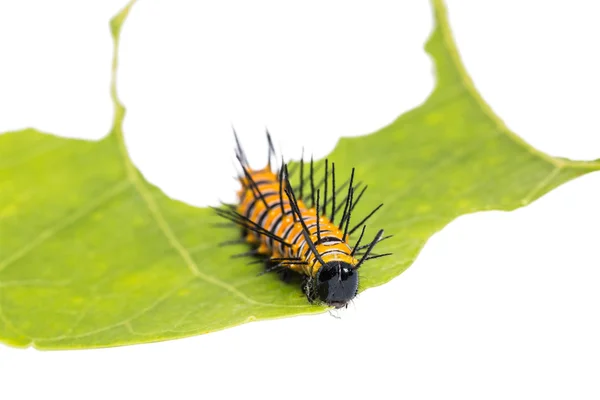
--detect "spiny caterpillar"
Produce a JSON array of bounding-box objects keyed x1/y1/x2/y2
[{"x1": 214, "y1": 131, "x2": 391, "y2": 308}]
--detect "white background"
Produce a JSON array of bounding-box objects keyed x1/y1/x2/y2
[{"x1": 1, "y1": 1, "x2": 600, "y2": 399}]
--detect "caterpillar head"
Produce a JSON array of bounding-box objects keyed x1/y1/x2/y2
[{"x1": 312, "y1": 261, "x2": 358, "y2": 309}]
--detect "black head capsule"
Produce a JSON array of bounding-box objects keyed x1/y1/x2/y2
[{"x1": 312, "y1": 261, "x2": 358, "y2": 308}]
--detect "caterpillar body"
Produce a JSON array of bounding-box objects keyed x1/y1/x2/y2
[{"x1": 214, "y1": 132, "x2": 391, "y2": 308}]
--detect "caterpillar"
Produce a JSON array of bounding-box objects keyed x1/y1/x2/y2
[{"x1": 214, "y1": 131, "x2": 391, "y2": 308}]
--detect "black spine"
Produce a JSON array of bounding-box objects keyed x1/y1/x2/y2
[
  {"x1": 354, "y1": 229, "x2": 385, "y2": 269},
  {"x1": 343, "y1": 187, "x2": 354, "y2": 240},
  {"x1": 278, "y1": 166, "x2": 285, "y2": 216},
  {"x1": 338, "y1": 168, "x2": 355, "y2": 230},
  {"x1": 331, "y1": 162, "x2": 336, "y2": 224},
  {"x1": 350, "y1": 225, "x2": 366, "y2": 257},
  {"x1": 310, "y1": 156, "x2": 315, "y2": 208},
  {"x1": 316, "y1": 189, "x2": 321, "y2": 241},
  {"x1": 283, "y1": 166, "x2": 326, "y2": 266},
  {"x1": 266, "y1": 129, "x2": 275, "y2": 169},
  {"x1": 348, "y1": 203, "x2": 383, "y2": 236},
  {"x1": 323, "y1": 159, "x2": 328, "y2": 218},
  {"x1": 239, "y1": 162, "x2": 269, "y2": 209},
  {"x1": 299, "y1": 148, "x2": 304, "y2": 200}
]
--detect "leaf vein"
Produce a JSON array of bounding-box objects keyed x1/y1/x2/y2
[
  {"x1": 38, "y1": 278, "x2": 194, "y2": 342},
  {"x1": 521, "y1": 166, "x2": 562, "y2": 205},
  {"x1": 0, "y1": 181, "x2": 131, "y2": 274}
]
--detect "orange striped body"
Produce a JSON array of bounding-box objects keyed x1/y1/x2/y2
[
  {"x1": 237, "y1": 167, "x2": 358, "y2": 278},
  {"x1": 216, "y1": 131, "x2": 388, "y2": 308}
]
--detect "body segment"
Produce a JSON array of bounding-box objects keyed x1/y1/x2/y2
[{"x1": 237, "y1": 167, "x2": 357, "y2": 278}]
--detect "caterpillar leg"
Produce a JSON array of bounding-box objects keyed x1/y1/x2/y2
[
  {"x1": 258, "y1": 261, "x2": 302, "y2": 283},
  {"x1": 277, "y1": 269, "x2": 294, "y2": 283},
  {"x1": 302, "y1": 277, "x2": 318, "y2": 304},
  {"x1": 276, "y1": 268, "x2": 305, "y2": 285},
  {"x1": 217, "y1": 238, "x2": 246, "y2": 247}
]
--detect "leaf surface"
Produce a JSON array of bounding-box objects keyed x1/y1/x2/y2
[{"x1": 1, "y1": 0, "x2": 598, "y2": 349}]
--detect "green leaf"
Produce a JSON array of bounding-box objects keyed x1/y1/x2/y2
[{"x1": 1, "y1": 0, "x2": 598, "y2": 349}]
